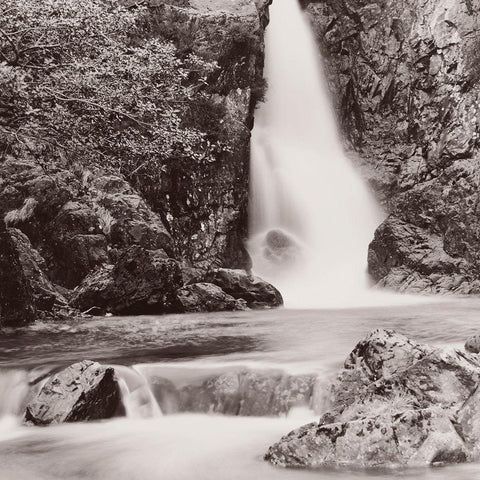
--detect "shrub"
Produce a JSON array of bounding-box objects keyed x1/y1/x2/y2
[{"x1": 0, "y1": 0, "x2": 227, "y2": 185}]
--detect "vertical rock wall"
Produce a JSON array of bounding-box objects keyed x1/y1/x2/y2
[{"x1": 304, "y1": 0, "x2": 480, "y2": 293}]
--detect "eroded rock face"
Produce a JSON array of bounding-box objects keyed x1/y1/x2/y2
[
  {"x1": 24, "y1": 360, "x2": 121, "y2": 425},
  {"x1": 173, "y1": 282, "x2": 247, "y2": 312},
  {"x1": 0, "y1": 224, "x2": 36, "y2": 326},
  {"x1": 304, "y1": 0, "x2": 480, "y2": 293},
  {"x1": 266, "y1": 329, "x2": 480, "y2": 469},
  {"x1": 202, "y1": 268, "x2": 283, "y2": 308}
]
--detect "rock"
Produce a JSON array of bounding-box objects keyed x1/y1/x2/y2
[
  {"x1": 368, "y1": 216, "x2": 464, "y2": 294},
  {"x1": 8, "y1": 228, "x2": 66, "y2": 312},
  {"x1": 92, "y1": 176, "x2": 173, "y2": 255},
  {"x1": 49, "y1": 201, "x2": 108, "y2": 288},
  {"x1": 202, "y1": 268, "x2": 283, "y2": 308},
  {"x1": 305, "y1": 0, "x2": 480, "y2": 294},
  {"x1": 179, "y1": 369, "x2": 317, "y2": 416},
  {"x1": 265, "y1": 408, "x2": 467, "y2": 468},
  {"x1": 173, "y1": 282, "x2": 247, "y2": 313},
  {"x1": 0, "y1": 223, "x2": 36, "y2": 326},
  {"x1": 465, "y1": 335, "x2": 480, "y2": 354},
  {"x1": 70, "y1": 246, "x2": 183, "y2": 315},
  {"x1": 24, "y1": 360, "x2": 121, "y2": 425},
  {"x1": 262, "y1": 229, "x2": 302, "y2": 266},
  {"x1": 266, "y1": 329, "x2": 480, "y2": 469}
]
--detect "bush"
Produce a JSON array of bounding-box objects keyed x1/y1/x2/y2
[{"x1": 0, "y1": 0, "x2": 227, "y2": 184}]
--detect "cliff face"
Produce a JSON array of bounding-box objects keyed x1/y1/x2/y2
[
  {"x1": 138, "y1": 0, "x2": 271, "y2": 270},
  {"x1": 304, "y1": 0, "x2": 480, "y2": 293}
]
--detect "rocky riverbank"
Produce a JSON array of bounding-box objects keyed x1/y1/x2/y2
[{"x1": 266, "y1": 329, "x2": 480, "y2": 468}]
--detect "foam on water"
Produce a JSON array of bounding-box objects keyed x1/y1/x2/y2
[{"x1": 248, "y1": 0, "x2": 417, "y2": 309}]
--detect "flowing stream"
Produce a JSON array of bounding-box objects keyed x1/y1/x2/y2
[
  {"x1": 1, "y1": 300, "x2": 480, "y2": 479},
  {"x1": 249, "y1": 0, "x2": 385, "y2": 308}
]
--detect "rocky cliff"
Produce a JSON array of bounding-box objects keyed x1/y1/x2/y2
[
  {"x1": 0, "y1": 0, "x2": 279, "y2": 326},
  {"x1": 304, "y1": 0, "x2": 480, "y2": 293}
]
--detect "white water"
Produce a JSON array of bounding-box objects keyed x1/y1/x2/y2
[{"x1": 249, "y1": 0, "x2": 385, "y2": 308}]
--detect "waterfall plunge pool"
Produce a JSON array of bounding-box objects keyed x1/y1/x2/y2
[{"x1": 1, "y1": 299, "x2": 480, "y2": 479}]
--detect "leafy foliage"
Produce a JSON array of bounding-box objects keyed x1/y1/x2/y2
[{"x1": 0, "y1": 0, "x2": 226, "y2": 183}]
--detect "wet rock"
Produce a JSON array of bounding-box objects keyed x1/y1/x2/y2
[
  {"x1": 179, "y1": 369, "x2": 317, "y2": 416},
  {"x1": 202, "y1": 268, "x2": 283, "y2": 308},
  {"x1": 173, "y1": 282, "x2": 247, "y2": 313},
  {"x1": 266, "y1": 329, "x2": 480, "y2": 469},
  {"x1": 8, "y1": 228, "x2": 66, "y2": 313},
  {"x1": 262, "y1": 229, "x2": 302, "y2": 266},
  {"x1": 70, "y1": 246, "x2": 182, "y2": 315},
  {"x1": 265, "y1": 408, "x2": 467, "y2": 468},
  {"x1": 24, "y1": 360, "x2": 121, "y2": 425},
  {"x1": 465, "y1": 335, "x2": 480, "y2": 354}
]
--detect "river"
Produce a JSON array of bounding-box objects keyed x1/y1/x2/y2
[{"x1": 1, "y1": 298, "x2": 480, "y2": 479}]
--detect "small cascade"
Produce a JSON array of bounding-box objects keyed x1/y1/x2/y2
[
  {"x1": 114, "y1": 365, "x2": 162, "y2": 419},
  {"x1": 249, "y1": 0, "x2": 385, "y2": 308},
  {"x1": 0, "y1": 370, "x2": 29, "y2": 420}
]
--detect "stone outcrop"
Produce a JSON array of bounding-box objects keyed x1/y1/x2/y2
[
  {"x1": 173, "y1": 282, "x2": 247, "y2": 313},
  {"x1": 202, "y1": 268, "x2": 283, "y2": 308},
  {"x1": 266, "y1": 329, "x2": 480, "y2": 469},
  {"x1": 0, "y1": 223, "x2": 37, "y2": 326},
  {"x1": 24, "y1": 360, "x2": 121, "y2": 425},
  {"x1": 304, "y1": 0, "x2": 480, "y2": 293},
  {"x1": 70, "y1": 246, "x2": 183, "y2": 315}
]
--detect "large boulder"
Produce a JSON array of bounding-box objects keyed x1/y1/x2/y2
[
  {"x1": 367, "y1": 216, "x2": 469, "y2": 294},
  {"x1": 24, "y1": 360, "x2": 121, "y2": 425},
  {"x1": 0, "y1": 223, "x2": 36, "y2": 326},
  {"x1": 266, "y1": 408, "x2": 467, "y2": 468},
  {"x1": 49, "y1": 201, "x2": 108, "y2": 288},
  {"x1": 92, "y1": 175, "x2": 173, "y2": 256},
  {"x1": 70, "y1": 246, "x2": 183, "y2": 314},
  {"x1": 266, "y1": 329, "x2": 480, "y2": 469},
  {"x1": 173, "y1": 282, "x2": 246, "y2": 313},
  {"x1": 8, "y1": 228, "x2": 66, "y2": 313},
  {"x1": 202, "y1": 268, "x2": 283, "y2": 308}
]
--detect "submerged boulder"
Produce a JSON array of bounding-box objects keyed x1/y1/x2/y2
[
  {"x1": 202, "y1": 268, "x2": 283, "y2": 308},
  {"x1": 173, "y1": 282, "x2": 247, "y2": 313},
  {"x1": 266, "y1": 329, "x2": 480, "y2": 469},
  {"x1": 24, "y1": 360, "x2": 121, "y2": 425},
  {"x1": 179, "y1": 369, "x2": 317, "y2": 416},
  {"x1": 70, "y1": 246, "x2": 182, "y2": 315}
]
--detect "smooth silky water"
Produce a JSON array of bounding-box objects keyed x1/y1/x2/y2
[
  {"x1": 1, "y1": 300, "x2": 480, "y2": 479},
  {"x1": 0, "y1": 1, "x2": 477, "y2": 479}
]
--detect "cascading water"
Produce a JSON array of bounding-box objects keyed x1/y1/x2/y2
[{"x1": 249, "y1": 0, "x2": 385, "y2": 308}]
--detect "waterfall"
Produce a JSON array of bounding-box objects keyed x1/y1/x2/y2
[{"x1": 248, "y1": 0, "x2": 384, "y2": 308}]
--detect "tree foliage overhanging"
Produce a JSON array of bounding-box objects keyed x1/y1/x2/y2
[{"x1": 0, "y1": 0, "x2": 227, "y2": 183}]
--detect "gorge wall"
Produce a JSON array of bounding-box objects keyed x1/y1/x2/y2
[
  {"x1": 0, "y1": 0, "x2": 273, "y2": 325},
  {"x1": 303, "y1": 0, "x2": 480, "y2": 294}
]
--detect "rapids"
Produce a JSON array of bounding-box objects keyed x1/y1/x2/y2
[{"x1": 1, "y1": 300, "x2": 480, "y2": 479}]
